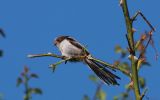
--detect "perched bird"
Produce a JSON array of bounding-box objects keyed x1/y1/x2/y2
[{"x1": 54, "y1": 36, "x2": 120, "y2": 85}]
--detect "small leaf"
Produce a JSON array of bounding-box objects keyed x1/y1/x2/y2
[
  {"x1": 89, "y1": 75, "x2": 98, "y2": 83},
  {"x1": 125, "y1": 84, "x2": 131, "y2": 91},
  {"x1": 83, "y1": 95, "x2": 90, "y2": 100},
  {"x1": 30, "y1": 73, "x2": 39, "y2": 78},
  {"x1": 16, "y1": 77, "x2": 23, "y2": 87},
  {"x1": 24, "y1": 67, "x2": 29, "y2": 73},
  {"x1": 113, "y1": 96, "x2": 118, "y2": 100},
  {"x1": 139, "y1": 77, "x2": 146, "y2": 89},
  {"x1": 121, "y1": 51, "x2": 127, "y2": 58},
  {"x1": 24, "y1": 95, "x2": 30, "y2": 100},
  {"x1": 0, "y1": 93, "x2": 4, "y2": 100},
  {"x1": 0, "y1": 50, "x2": 3, "y2": 57},
  {"x1": 121, "y1": 92, "x2": 128, "y2": 98},
  {"x1": 96, "y1": 89, "x2": 106, "y2": 100},
  {"x1": 120, "y1": 62, "x2": 130, "y2": 71},
  {"x1": 115, "y1": 45, "x2": 122, "y2": 53},
  {"x1": 142, "y1": 62, "x2": 151, "y2": 67},
  {"x1": 31, "y1": 88, "x2": 43, "y2": 95},
  {"x1": 0, "y1": 29, "x2": 5, "y2": 38}
]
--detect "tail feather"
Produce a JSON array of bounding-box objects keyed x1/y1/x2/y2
[
  {"x1": 91, "y1": 57, "x2": 116, "y2": 72},
  {"x1": 84, "y1": 58, "x2": 120, "y2": 85},
  {"x1": 92, "y1": 59, "x2": 120, "y2": 79}
]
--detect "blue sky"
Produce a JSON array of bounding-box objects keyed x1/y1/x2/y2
[{"x1": 0, "y1": 0, "x2": 160, "y2": 100}]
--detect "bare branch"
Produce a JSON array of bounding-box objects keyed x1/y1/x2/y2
[{"x1": 131, "y1": 11, "x2": 155, "y2": 32}]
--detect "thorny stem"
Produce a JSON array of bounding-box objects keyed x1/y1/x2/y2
[
  {"x1": 121, "y1": 0, "x2": 141, "y2": 100},
  {"x1": 121, "y1": 0, "x2": 135, "y2": 55}
]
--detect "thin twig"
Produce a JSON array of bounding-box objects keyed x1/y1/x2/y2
[
  {"x1": 138, "y1": 31, "x2": 152, "y2": 59},
  {"x1": 28, "y1": 52, "x2": 64, "y2": 59},
  {"x1": 131, "y1": 11, "x2": 155, "y2": 32},
  {"x1": 140, "y1": 88, "x2": 148, "y2": 100}
]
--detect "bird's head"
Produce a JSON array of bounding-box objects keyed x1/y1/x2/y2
[{"x1": 54, "y1": 36, "x2": 69, "y2": 46}]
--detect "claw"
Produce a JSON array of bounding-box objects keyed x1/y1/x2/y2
[{"x1": 49, "y1": 64, "x2": 57, "y2": 72}]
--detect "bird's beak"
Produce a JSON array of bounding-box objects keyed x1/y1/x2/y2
[{"x1": 54, "y1": 41, "x2": 57, "y2": 46}]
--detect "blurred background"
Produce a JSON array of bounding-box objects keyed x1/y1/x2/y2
[{"x1": 0, "y1": 0, "x2": 160, "y2": 100}]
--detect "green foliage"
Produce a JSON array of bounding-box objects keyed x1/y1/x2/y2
[
  {"x1": 29, "y1": 88, "x2": 42, "y2": 95},
  {"x1": 0, "y1": 29, "x2": 5, "y2": 58},
  {"x1": 115, "y1": 45, "x2": 128, "y2": 58},
  {"x1": 139, "y1": 77, "x2": 146, "y2": 89},
  {"x1": 83, "y1": 75, "x2": 106, "y2": 100},
  {"x1": 0, "y1": 28, "x2": 5, "y2": 38},
  {"x1": 96, "y1": 89, "x2": 106, "y2": 100},
  {"x1": 89, "y1": 75, "x2": 98, "y2": 84},
  {"x1": 30, "y1": 73, "x2": 39, "y2": 79},
  {"x1": 0, "y1": 93, "x2": 3, "y2": 100},
  {"x1": 113, "y1": 96, "x2": 118, "y2": 100},
  {"x1": 83, "y1": 95, "x2": 90, "y2": 100},
  {"x1": 0, "y1": 50, "x2": 3, "y2": 57},
  {"x1": 16, "y1": 77, "x2": 23, "y2": 87},
  {"x1": 17, "y1": 66, "x2": 42, "y2": 100}
]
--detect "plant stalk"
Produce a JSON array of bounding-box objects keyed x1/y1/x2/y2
[{"x1": 121, "y1": 0, "x2": 141, "y2": 99}]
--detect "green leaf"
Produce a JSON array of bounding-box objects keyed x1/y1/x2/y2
[
  {"x1": 0, "y1": 50, "x2": 3, "y2": 57},
  {"x1": 24, "y1": 67, "x2": 29, "y2": 73},
  {"x1": 125, "y1": 84, "x2": 131, "y2": 91},
  {"x1": 113, "y1": 96, "x2": 118, "y2": 100},
  {"x1": 0, "y1": 93, "x2": 4, "y2": 100},
  {"x1": 30, "y1": 73, "x2": 39, "y2": 78},
  {"x1": 31, "y1": 88, "x2": 43, "y2": 95},
  {"x1": 89, "y1": 75, "x2": 98, "y2": 83},
  {"x1": 0, "y1": 29, "x2": 5, "y2": 38},
  {"x1": 16, "y1": 77, "x2": 23, "y2": 87},
  {"x1": 121, "y1": 51, "x2": 127, "y2": 58},
  {"x1": 115, "y1": 45, "x2": 122, "y2": 53},
  {"x1": 120, "y1": 62, "x2": 130, "y2": 71},
  {"x1": 83, "y1": 95, "x2": 90, "y2": 100},
  {"x1": 96, "y1": 89, "x2": 106, "y2": 100},
  {"x1": 114, "y1": 45, "x2": 128, "y2": 58},
  {"x1": 24, "y1": 95, "x2": 30, "y2": 100},
  {"x1": 121, "y1": 92, "x2": 128, "y2": 98},
  {"x1": 142, "y1": 62, "x2": 151, "y2": 67},
  {"x1": 139, "y1": 77, "x2": 146, "y2": 89}
]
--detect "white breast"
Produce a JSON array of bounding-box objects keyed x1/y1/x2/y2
[{"x1": 59, "y1": 39, "x2": 82, "y2": 57}]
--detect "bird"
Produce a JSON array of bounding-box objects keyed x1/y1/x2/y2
[{"x1": 54, "y1": 36, "x2": 120, "y2": 85}]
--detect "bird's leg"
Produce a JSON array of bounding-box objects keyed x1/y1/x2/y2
[{"x1": 49, "y1": 57, "x2": 71, "y2": 72}]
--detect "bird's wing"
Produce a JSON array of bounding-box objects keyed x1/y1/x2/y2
[{"x1": 66, "y1": 37, "x2": 89, "y2": 55}]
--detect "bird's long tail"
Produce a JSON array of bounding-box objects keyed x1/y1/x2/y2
[{"x1": 84, "y1": 58, "x2": 120, "y2": 85}]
